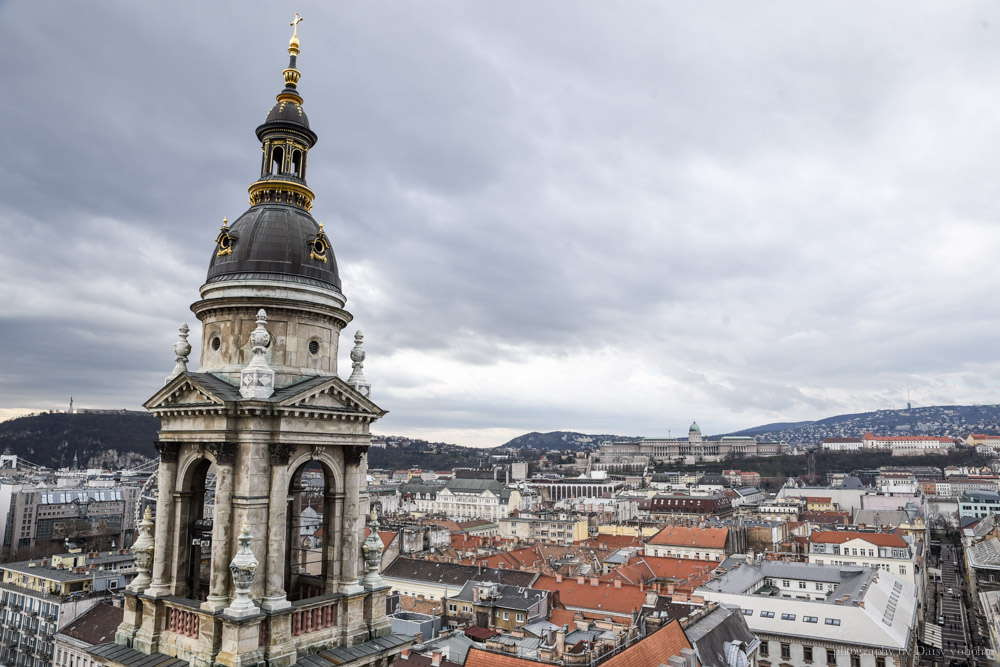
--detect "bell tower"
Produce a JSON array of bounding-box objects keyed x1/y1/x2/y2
[{"x1": 98, "y1": 16, "x2": 412, "y2": 667}]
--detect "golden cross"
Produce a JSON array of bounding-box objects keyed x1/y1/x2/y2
[{"x1": 290, "y1": 12, "x2": 303, "y2": 38}]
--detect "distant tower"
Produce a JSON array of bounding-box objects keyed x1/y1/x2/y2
[
  {"x1": 688, "y1": 421, "x2": 702, "y2": 443},
  {"x1": 69, "y1": 397, "x2": 73, "y2": 414}
]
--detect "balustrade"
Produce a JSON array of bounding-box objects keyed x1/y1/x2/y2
[
  {"x1": 290, "y1": 602, "x2": 337, "y2": 637},
  {"x1": 165, "y1": 607, "x2": 200, "y2": 638}
]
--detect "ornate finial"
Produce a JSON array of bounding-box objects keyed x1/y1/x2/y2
[
  {"x1": 240, "y1": 309, "x2": 275, "y2": 399},
  {"x1": 127, "y1": 506, "x2": 155, "y2": 593},
  {"x1": 165, "y1": 323, "x2": 192, "y2": 384},
  {"x1": 362, "y1": 505, "x2": 384, "y2": 589},
  {"x1": 221, "y1": 216, "x2": 228, "y2": 228},
  {"x1": 347, "y1": 330, "x2": 371, "y2": 398},
  {"x1": 225, "y1": 517, "x2": 259, "y2": 617}
]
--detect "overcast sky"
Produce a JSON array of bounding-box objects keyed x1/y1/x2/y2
[{"x1": 2, "y1": 2, "x2": 1000, "y2": 447}]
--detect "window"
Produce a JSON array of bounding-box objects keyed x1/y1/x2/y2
[
  {"x1": 781, "y1": 613, "x2": 796, "y2": 621},
  {"x1": 760, "y1": 643, "x2": 769, "y2": 657},
  {"x1": 851, "y1": 655, "x2": 860, "y2": 667},
  {"x1": 825, "y1": 618, "x2": 841, "y2": 626},
  {"x1": 804, "y1": 646, "x2": 813, "y2": 662},
  {"x1": 760, "y1": 611, "x2": 775, "y2": 618},
  {"x1": 503, "y1": 612, "x2": 509, "y2": 621},
  {"x1": 827, "y1": 649, "x2": 837, "y2": 665},
  {"x1": 782, "y1": 580, "x2": 790, "y2": 587},
  {"x1": 741, "y1": 608, "x2": 753, "y2": 616},
  {"x1": 899, "y1": 566, "x2": 907, "y2": 575},
  {"x1": 448, "y1": 604, "x2": 457, "y2": 612},
  {"x1": 781, "y1": 644, "x2": 791, "y2": 659},
  {"x1": 804, "y1": 616, "x2": 818, "y2": 623},
  {"x1": 876, "y1": 658, "x2": 885, "y2": 667},
  {"x1": 516, "y1": 613, "x2": 524, "y2": 622},
  {"x1": 799, "y1": 581, "x2": 807, "y2": 589}
]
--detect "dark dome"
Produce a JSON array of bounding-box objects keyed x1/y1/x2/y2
[
  {"x1": 265, "y1": 99, "x2": 310, "y2": 128},
  {"x1": 206, "y1": 204, "x2": 341, "y2": 290}
]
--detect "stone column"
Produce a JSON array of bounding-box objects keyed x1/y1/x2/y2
[
  {"x1": 340, "y1": 446, "x2": 365, "y2": 594},
  {"x1": 205, "y1": 443, "x2": 237, "y2": 611},
  {"x1": 147, "y1": 442, "x2": 178, "y2": 597},
  {"x1": 263, "y1": 444, "x2": 293, "y2": 610},
  {"x1": 324, "y1": 491, "x2": 344, "y2": 594}
]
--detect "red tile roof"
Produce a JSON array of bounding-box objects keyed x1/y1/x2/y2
[
  {"x1": 378, "y1": 530, "x2": 396, "y2": 549},
  {"x1": 462, "y1": 619, "x2": 691, "y2": 667},
  {"x1": 548, "y1": 607, "x2": 576, "y2": 628},
  {"x1": 647, "y1": 525, "x2": 728, "y2": 549},
  {"x1": 603, "y1": 620, "x2": 691, "y2": 667},
  {"x1": 533, "y1": 575, "x2": 646, "y2": 618},
  {"x1": 810, "y1": 530, "x2": 908, "y2": 548},
  {"x1": 601, "y1": 556, "x2": 716, "y2": 590}
]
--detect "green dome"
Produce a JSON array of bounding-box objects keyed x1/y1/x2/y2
[{"x1": 689, "y1": 421, "x2": 701, "y2": 432}]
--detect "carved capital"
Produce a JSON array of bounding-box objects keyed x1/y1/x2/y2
[
  {"x1": 208, "y1": 442, "x2": 238, "y2": 465},
  {"x1": 343, "y1": 445, "x2": 368, "y2": 467},
  {"x1": 269, "y1": 443, "x2": 296, "y2": 466},
  {"x1": 155, "y1": 441, "x2": 179, "y2": 463}
]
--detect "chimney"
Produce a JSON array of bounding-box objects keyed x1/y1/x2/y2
[
  {"x1": 401, "y1": 648, "x2": 410, "y2": 659},
  {"x1": 613, "y1": 579, "x2": 622, "y2": 589},
  {"x1": 577, "y1": 576, "x2": 585, "y2": 584},
  {"x1": 432, "y1": 651, "x2": 443, "y2": 666},
  {"x1": 590, "y1": 577, "x2": 599, "y2": 587},
  {"x1": 556, "y1": 627, "x2": 566, "y2": 656},
  {"x1": 556, "y1": 573, "x2": 562, "y2": 583}
]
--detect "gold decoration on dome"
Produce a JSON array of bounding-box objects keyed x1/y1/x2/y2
[
  {"x1": 215, "y1": 217, "x2": 237, "y2": 257},
  {"x1": 309, "y1": 222, "x2": 329, "y2": 263}
]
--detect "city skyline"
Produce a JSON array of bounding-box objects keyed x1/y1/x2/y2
[{"x1": 3, "y1": 3, "x2": 1000, "y2": 447}]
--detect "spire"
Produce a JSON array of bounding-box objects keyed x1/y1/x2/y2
[
  {"x1": 347, "y1": 330, "x2": 371, "y2": 398},
  {"x1": 240, "y1": 309, "x2": 275, "y2": 399},
  {"x1": 280, "y1": 12, "x2": 304, "y2": 103},
  {"x1": 245, "y1": 13, "x2": 318, "y2": 212}
]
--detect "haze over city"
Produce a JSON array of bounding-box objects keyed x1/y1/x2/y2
[{"x1": 3, "y1": 3, "x2": 1000, "y2": 446}]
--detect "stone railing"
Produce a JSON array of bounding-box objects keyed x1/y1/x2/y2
[
  {"x1": 291, "y1": 601, "x2": 338, "y2": 637},
  {"x1": 166, "y1": 607, "x2": 200, "y2": 638}
]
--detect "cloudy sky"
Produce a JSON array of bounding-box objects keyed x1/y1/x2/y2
[{"x1": 2, "y1": 2, "x2": 1000, "y2": 447}]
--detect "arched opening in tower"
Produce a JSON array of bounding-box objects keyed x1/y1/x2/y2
[
  {"x1": 286, "y1": 460, "x2": 332, "y2": 601},
  {"x1": 271, "y1": 146, "x2": 285, "y2": 175},
  {"x1": 179, "y1": 458, "x2": 217, "y2": 601},
  {"x1": 291, "y1": 149, "x2": 303, "y2": 178}
]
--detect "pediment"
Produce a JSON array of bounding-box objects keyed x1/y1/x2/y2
[
  {"x1": 145, "y1": 373, "x2": 231, "y2": 410},
  {"x1": 275, "y1": 376, "x2": 386, "y2": 417}
]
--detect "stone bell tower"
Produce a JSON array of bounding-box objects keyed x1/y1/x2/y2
[{"x1": 94, "y1": 15, "x2": 412, "y2": 667}]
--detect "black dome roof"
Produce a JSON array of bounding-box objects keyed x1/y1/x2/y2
[{"x1": 206, "y1": 204, "x2": 341, "y2": 290}]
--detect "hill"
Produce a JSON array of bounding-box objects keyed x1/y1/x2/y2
[
  {"x1": 720, "y1": 404, "x2": 1000, "y2": 446},
  {"x1": 0, "y1": 411, "x2": 160, "y2": 469},
  {"x1": 501, "y1": 431, "x2": 636, "y2": 451}
]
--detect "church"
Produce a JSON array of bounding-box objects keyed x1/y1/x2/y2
[{"x1": 87, "y1": 17, "x2": 412, "y2": 667}]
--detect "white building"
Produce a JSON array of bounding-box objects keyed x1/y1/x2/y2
[
  {"x1": 697, "y1": 561, "x2": 918, "y2": 667},
  {"x1": 807, "y1": 531, "x2": 920, "y2": 590},
  {"x1": 399, "y1": 478, "x2": 521, "y2": 521}
]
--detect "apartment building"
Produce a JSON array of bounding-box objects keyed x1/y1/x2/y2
[
  {"x1": 697, "y1": 561, "x2": 918, "y2": 667},
  {"x1": 0, "y1": 551, "x2": 134, "y2": 667},
  {"x1": 498, "y1": 514, "x2": 589, "y2": 545},
  {"x1": 0, "y1": 484, "x2": 142, "y2": 558},
  {"x1": 807, "y1": 531, "x2": 919, "y2": 589}
]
